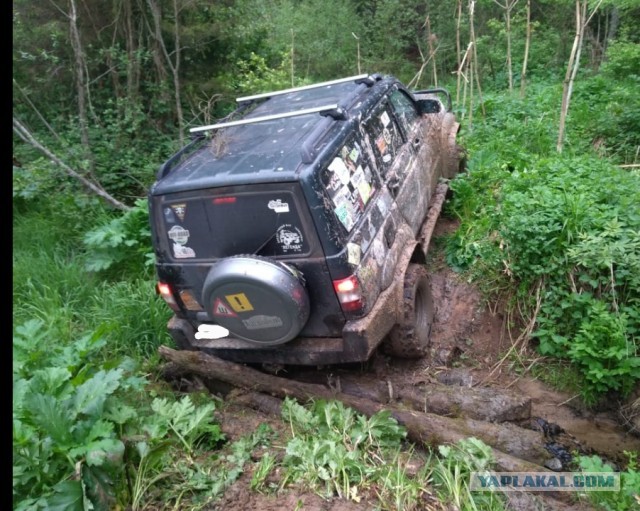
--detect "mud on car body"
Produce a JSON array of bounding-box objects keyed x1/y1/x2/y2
[{"x1": 149, "y1": 73, "x2": 463, "y2": 365}]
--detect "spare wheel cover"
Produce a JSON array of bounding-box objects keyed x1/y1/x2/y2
[{"x1": 202, "y1": 256, "x2": 310, "y2": 345}]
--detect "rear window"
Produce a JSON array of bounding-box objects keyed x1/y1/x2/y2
[{"x1": 158, "y1": 185, "x2": 312, "y2": 260}]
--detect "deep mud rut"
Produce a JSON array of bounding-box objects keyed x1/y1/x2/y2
[{"x1": 180, "y1": 216, "x2": 639, "y2": 511}]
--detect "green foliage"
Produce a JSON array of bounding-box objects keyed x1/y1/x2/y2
[
  {"x1": 577, "y1": 451, "x2": 640, "y2": 511},
  {"x1": 278, "y1": 398, "x2": 412, "y2": 501},
  {"x1": 83, "y1": 198, "x2": 154, "y2": 276},
  {"x1": 13, "y1": 319, "x2": 232, "y2": 511},
  {"x1": 234, "y1": 52, "x2": 303, "y2": 95},
  {"x1": 570, "y1": 74, "x2": 640, "y2": 163},
  {"x1": 13, "y1": 321, "x2": 141, "y2": 510},
  {"x1": 148, "y1": 396, "x2": 222, "y2": 454},
  {"x1": 600, "y1": 40, "x2": 640, "y2": 79},
  {"x1": 13, "y1": 198, "x2": 169, "y2": 359},
  {"x1": 447, "y1": 81, "x2": 640, "y2": 405},
  {"x1": 85, "y1": 279, "x2": 171, "y2": 359},
  {"x1": 430, "y1": 437, "x2": 505, "y2": 511}
]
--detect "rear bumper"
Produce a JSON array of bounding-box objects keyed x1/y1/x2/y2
[{"x1": 167, "y1": 271, "x2": 402, "y2": 365}]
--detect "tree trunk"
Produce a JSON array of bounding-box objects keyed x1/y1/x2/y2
[
  {"x1": 147, "y1": 0, "x2": 184, "y2": 146},
  {"x1": 68, "y1": 0, "x2": 96, "y2": 176},
  {"x1": 455, "y1": 0, "x2": 462, "y2": 105},
  {"x1": 506, "y1": 2, "x2": 514, "y2": 92},
  {"x1": 520, "y1": 0, "x2": 531, "y2": 98},
  {"x1": 469, "y1": 1, "x2": 485, "y2": 123},
  {"x1": 557, "y1": 0, "x2": 601, "y2": 152},
  {"x1": 124, "y1": 0, "x2": 141, "y2": 102},
  {"x1": 157, "y1": 346, "x2": 551, "y2": 471},
  {"x1": 605, "y1": 6, "x2": 619, "y2": 54},
  {"x1": 426, "y1": 16, "x2": 438, "y2": 87},
  {"x1": 493, "y1": 0, "x2": 520, "y2": 92}
]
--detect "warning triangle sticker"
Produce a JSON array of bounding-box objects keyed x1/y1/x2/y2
[{"x1": 212, "y1": 297, "x2": 238, "y2": 318}]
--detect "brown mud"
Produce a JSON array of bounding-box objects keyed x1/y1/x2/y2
[{"x1": 174, "y1": 215, "x2": 639, "y2": 511}]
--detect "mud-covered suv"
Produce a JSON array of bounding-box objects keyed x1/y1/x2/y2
[{"x1": 149, "y1": 73, "x2": 463, "y2": 365}]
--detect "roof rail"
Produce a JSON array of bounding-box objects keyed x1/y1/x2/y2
[
  {"x1": 236, "y1": 74, "x2": 375, "y2": 103},
  {"x1": 189, "y1": 104, "x2": 346, "y2": 134}
]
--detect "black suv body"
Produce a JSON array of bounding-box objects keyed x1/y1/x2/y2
[{"x1": 149, "y1": 73, "x2": 462, "y2": 365}]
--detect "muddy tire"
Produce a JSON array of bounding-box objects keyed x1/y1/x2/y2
[
  {"x1": 384, "y1": 264, "x2": 434, "y2": 359},
  {"x1": 441, "y1": 112, "x2": 465, "y2": 179}
]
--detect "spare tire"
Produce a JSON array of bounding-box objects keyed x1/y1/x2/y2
[{"x1": 202, "y1": 255, "x2": 310, "y2": 345}]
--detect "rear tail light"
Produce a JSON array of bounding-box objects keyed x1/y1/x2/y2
[
  {"x1": 157, "y1": 282, "x2": 180, "y2": 312},
  {"x1": 333, "y1": 275, "x2": 364, "y2": 313}
]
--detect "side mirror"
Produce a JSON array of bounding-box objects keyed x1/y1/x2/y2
[
  {"x1": 416, "y1": 99, "x2": 442, "y2": 114},
  {"x1": 413, "y1": 88, "x2": 453, "y2": 112}
]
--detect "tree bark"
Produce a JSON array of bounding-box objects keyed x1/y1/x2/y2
[{"x1": 158, "y1": 346, "x2": 551, "y2": 471}]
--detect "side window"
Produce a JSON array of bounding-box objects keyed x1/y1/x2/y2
[
  {"x1": 364, "y1": 102, "x2": 403, "y2": 179},
  {"x1": 389, "y1": 89, "x2": 418, "y2": 136},
  {"x1": 321, "y1": 134, "x2": 380, "y2": 232}
]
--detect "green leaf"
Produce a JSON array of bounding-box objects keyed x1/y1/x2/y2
[
  {"x1": 23, "y1": 393, "x2": 74, "y2": 446},
  {"x1": 81, "y1": 466, "x2": 115, "y2": 511},
  {"x1": 103, "y1": 402, "x2": 137, "y2": 425},
  {"x1": 84, "y1": 439, "x2": 124, "y2": 467},
  {"x1": 73, "y1": 369, "x2": 123, "y2": 417},
  {"x1": 46, "y1": 481, "x2": 84, "y2": 511},
  {"x1": 30, "y1": 368, "x2": 73, "y2": 395}
]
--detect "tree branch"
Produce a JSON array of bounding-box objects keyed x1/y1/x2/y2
[{"x1": 13, "y1": 117, "x2": 131, "y2": 211}]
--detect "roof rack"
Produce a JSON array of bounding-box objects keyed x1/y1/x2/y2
[
  {"x1": 236, "y1": 74, "x2": 376, "y2": 103},
  {"x1": 189, "y1": 104, "x2": 346, "y2": 134}
]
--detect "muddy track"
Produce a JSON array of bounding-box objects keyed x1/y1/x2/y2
[{"x1": 161, "y1": 216, "x2": 640, "y2": 511}]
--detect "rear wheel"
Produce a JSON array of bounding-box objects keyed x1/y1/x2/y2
[{"x1": 383, "y1": 264, "x2": 434, "y2": 359}]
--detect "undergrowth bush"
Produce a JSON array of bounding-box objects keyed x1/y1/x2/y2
[
  {"x1": 12, "y1": 317, "x2": 273, "y2": 510},
  {"x1": 83, "y1": 198, "x2": 155, "y2": 277},
  {"x1": 447, "y1": 80, "x2": 640, "y2": 405},
  {"x1": 577, "y1": 452, "x2": 640, "y2": 511}
]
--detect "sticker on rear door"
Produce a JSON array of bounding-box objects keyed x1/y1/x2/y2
[
  {"x1": 276, "y1": 224, "x2": 304, "y2": 253},
  {"x1": 347, "y1": 242, "x2": 361, "y2": 266},
  {"x1": 268, "y1": 199, "x2": 290, "y2": 213},
  {"x1": 168, "y1": 225, "x2": 196, "y2": 259},
  {"x1": 170, "y1": 203, "x2": 187, "y2": 221}
]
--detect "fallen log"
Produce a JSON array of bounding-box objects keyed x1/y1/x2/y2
[
  {"x1": 158, "y1": 346, "x2": 548, "y2": 471},
  {"x1": 397, "y1": 384, "x2": 531, "y2": 422},
  {"x1": 312, "y1": 374, "x2": 532, "y2": 422}
]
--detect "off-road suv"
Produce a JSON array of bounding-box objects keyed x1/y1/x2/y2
[{"x1": 149, "y1": 73, "x2": 463, "y2": 365}]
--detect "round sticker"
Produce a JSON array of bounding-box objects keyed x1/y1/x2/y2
[{"x1": 276, "y1": 224, "x2": 304, "y2": 253}]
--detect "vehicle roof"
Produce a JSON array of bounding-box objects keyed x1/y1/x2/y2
[{"x1": 150, "y1": 75, "x2": 396, "y2": 196}]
